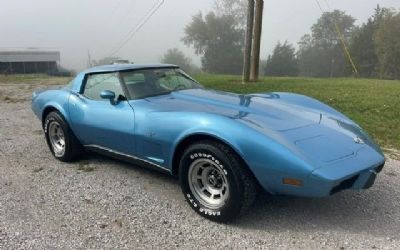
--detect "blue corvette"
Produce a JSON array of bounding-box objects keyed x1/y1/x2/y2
[{"x1": 32, "y1": 64, "x2": 385, "y2": 221}]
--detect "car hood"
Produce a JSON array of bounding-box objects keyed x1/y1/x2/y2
[
  {"x1": 147, "y1": 89, "x2": 322, "y2": 131},
  {"x1": 144, "y1": 89, "x2": 383, "y2": 165}
]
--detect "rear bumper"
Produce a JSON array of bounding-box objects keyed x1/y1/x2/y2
[{"x1": 31, "y1": 92, "x2": 42, "y2": 120}]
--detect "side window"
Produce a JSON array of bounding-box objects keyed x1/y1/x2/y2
[
  {"x1": 124, "y1": 73, "x2": 145, "y2": 85},
  {"x1": 83, "y1": 73, "x2": 125, "y2": 101}
]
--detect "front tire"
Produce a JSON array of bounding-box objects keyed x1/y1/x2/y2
[
  {"x1": 44, "y1": 111, "x2": 82, "y2": 162},
  {"x1": 179, "y1": 140, "x2": 258, "y2": 222}
]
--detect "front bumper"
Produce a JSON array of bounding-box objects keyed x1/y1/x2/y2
[
  {"x1": 304, "y1": 146, "x2": 385, "y2": 197},
  {"x1": 329, "y1": 163, "x2": 383, "y2": 195},
  {"x1": 268, "y1": 146, "x2": 386, "y2": 198}
]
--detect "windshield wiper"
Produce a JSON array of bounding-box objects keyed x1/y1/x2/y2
[{"x1": 140, "y1": 91, "x2": 173, "y2": 99}]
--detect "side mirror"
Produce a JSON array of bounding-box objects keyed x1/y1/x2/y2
[{"x1": 100, "y1": 90, "x2": 116, "y2": 104}]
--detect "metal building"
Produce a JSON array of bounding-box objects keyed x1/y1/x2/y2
[{"x1": 0, "y1": 49, "x2": 60, "y2": 74}]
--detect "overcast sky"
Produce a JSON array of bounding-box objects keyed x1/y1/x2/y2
[{"x1": 1, "y1": 0, "x2": 399, "y2": 71}]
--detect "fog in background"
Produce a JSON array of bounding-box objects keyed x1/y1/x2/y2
[{"x1": 1, "y1": 0, "x2": 400, "y2": 71}]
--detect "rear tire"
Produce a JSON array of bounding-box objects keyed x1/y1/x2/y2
[
  {"x1": 44, "y1": 111, "x2": 82, "y2": 162},
  {"x1": 179, "y1": 140, "x2": 258, "y2": 222}
]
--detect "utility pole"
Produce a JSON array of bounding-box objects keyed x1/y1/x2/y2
[
  {"x1": 87, "y1": 50, "x2": 93, "y2": 68},
  {"x1": 250, "y1": 0, "x2": 264, "y2": 81},
  {"x1": 242, "y1": 0, "x2": 255, "y2": 83}
]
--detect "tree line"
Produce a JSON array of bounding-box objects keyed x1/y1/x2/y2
[
  {"x1": 268, "y1": 6, "x2": 400, "y2": 79},
  {"x1": 162, "y1": 2, "x2": 400, "y2": 80}
]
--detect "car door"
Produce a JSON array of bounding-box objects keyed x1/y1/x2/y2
[{"x1": 68, "y1": 72, "x2": 136, "y2": 156}]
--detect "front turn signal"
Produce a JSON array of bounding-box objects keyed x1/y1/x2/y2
[{"x1": 282, "y1": 178, "x2": 303, "y2": 187}]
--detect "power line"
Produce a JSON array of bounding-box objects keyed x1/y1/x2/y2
[
  {"x1": 315, "y1": 0, "x2": 332, "y2": 12},
  {"x1": 108, "y1": 0, "x2": 160, "y2": 57},
  {"x1": 323, "y1": 0, "x2": 332, "y2": 11},
  {"x1": 108, "y1": 0, "x2": 165, "y2": 57},
  {"x1": 315, "y1": 0, "x2": 324, "y2": 13},
  {"x1": 314, "y1": 0, "x2": 359, "y2": 75}
]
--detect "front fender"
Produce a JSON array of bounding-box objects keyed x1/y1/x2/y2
[
  {"x1": 257, "y1": 92, "x2": 354, "y2": 125},
  {"x1": 167, "y1": 113, "x2": 315, "y2": 194}
]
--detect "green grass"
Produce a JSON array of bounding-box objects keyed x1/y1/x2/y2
[
  {"x1": 195, "y1": 74, "x2": 400, "y2": 150},
  {"x1": 1, "y1": 73, "x2": 398, "y2": 151},
  {"x1": 0, "y1": 74, "x2": 71, "y2": 85}
]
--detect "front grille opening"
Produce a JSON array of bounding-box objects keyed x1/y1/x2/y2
[
  {"x1": 330, "y1": 175, "x2": 359, "y2": 195},
  {"x1": 376, "y1": 164, "x2": 385, "y2": 173}
]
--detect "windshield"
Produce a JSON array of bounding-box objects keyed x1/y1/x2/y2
[{"x1": 120, "y1": 68, "x2": 202, "y2": 99}]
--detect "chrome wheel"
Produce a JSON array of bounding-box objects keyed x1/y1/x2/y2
[
  {"x1": 48, "y1": 121, "x2": 65, "y2": 156},
  {"x1": 188, "y1": 158, "x2": 229, "y2": 209}
]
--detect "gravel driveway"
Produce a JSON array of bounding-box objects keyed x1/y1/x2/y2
[{"x1": 0, "y1": 81, "x2": 399, "y2": 249}]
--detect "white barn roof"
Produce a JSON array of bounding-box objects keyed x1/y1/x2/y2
[{"x1": 0, "y1": 50, "x2": 60, "y2": 62}]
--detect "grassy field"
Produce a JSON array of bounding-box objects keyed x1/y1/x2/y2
[
  {"x1": 196, "y1": 74, "x2": 400, "y2": 151},
  {"x1": 0, "y1": 74, "x2": 70, "y2": 85},
  {"x1": 1, "y1": 73, "x2": 399, "y2": 151}
]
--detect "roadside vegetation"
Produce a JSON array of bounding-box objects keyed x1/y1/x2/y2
[
  {"x1": 0, "y1": 74, "x2": 71, "y2": 103},
  {"x1": 155, "y1": 2, "x2": 400, "y2": 81},
  {"x1": 0, "y1": 74, "x2": 70, "y2": 85},
  {"x1": 1, "y1": 73, "x2": 398, "y2": 152},
  {"x1": 197, "y1": 74, "x2": 400, "y2": 151}
]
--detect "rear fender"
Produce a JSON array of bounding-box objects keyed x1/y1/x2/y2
[
  {"x1": 42, "y1": 101, "x2": 71, "y2": 124},
  {"x1": 33, "y1": 90, "x2": 72, "y2": 125}
]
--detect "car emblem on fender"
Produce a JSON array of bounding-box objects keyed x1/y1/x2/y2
[{"x1": 354, "y1": 137, "x2": 365, "y2": 144}]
